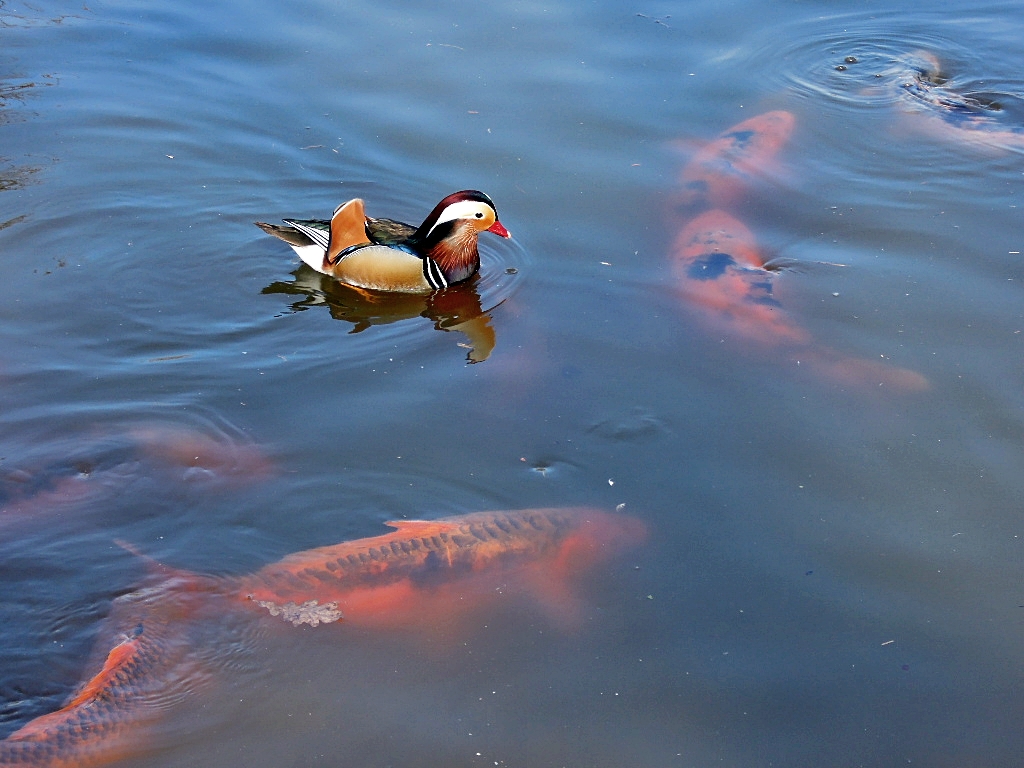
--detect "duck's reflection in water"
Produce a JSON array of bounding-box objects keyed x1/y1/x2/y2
[{"x1": 263, "y1": 266, "x2": 500, "y2": 363}]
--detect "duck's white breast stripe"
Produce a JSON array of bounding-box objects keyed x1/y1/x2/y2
[{"x1": 423, "y1": 257, "x2": 447, "y2": 290}]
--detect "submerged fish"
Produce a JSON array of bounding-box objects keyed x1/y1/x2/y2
[
  {"x1": 669, "y1": 112, "x2": 929, "y2": 391},
  {"x1": 0, "y1": 576, "x2": 209, "y2": 768},
  {"x1": 0, "y1": 507, "x2": 646, "y2": 767},
  {"x1": 671, "y1": 208, "x2": 810, "y2": 347},
  {"x1": 842, "y1": 50, "x2": 1024, "y2": 152},
  {"x1": 234, "y1": 506, "x2": 648, "y2": 629},
  {"x1": 670, "y1": 112, "x2": 807, "y2": 347},
  {"x1": 673, "y1": 110, "x2": 795, "y2": 214}
]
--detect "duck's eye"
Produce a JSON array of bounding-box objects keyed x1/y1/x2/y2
[{"x1": 475, "y1": 212, "x2": 484, "y2": 218}]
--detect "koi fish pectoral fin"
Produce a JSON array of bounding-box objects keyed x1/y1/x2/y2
[
  {"x1": 516, "y1": 517, "x2": 648, "y2": 633},
  {"x1": 515, "y1": 560, "x2": 588, "y2": 632},
  {"x1": 514, "y1": 555, "x2": 631, "y2": 633}
]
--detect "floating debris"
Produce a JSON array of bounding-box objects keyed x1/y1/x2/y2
[{"x1": 251, "y1": 598, "x2": 343, "y2": 627}]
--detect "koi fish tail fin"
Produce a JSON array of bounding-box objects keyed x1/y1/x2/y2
[
  {"x1": 522, "y1": 508, "x2": 648, "y2": 633},
  {"x1": 795, "y1": 347, "x2": 930, "y2": 392},
  {"x1": 113, "y1": 539, "x2": 220, "y2": 611},
  {"x1": 114, "y1": 538, "x2": 188, "y2": 582}
]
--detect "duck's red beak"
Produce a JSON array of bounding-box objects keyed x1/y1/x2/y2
[{"x1": 487, "y1": 220, "x2": 511, "y2": 238}]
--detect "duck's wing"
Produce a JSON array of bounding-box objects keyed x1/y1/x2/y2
[
  {"x1": 274, "y1": 199, "x2": 370, "y2": 264},
  {"x1": 365, "y1": 216, "x2": 418, "y2": 246}
]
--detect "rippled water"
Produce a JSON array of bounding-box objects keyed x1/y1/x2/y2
[{"x1": 3, "y1": 0, "x2": 1024, "y2": 765}]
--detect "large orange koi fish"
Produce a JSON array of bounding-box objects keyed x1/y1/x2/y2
[
  {"x1": 670, "y1": 111, "x2": 928, "y2": 391},
  {"x1": 233, "y1": 506, "x2": 647, "y2": 630},
  {"x1": 0, "y1": 507, "x2": 646, "y2": 767}
]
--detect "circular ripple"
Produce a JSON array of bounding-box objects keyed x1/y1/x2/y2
[
  {"x1": 752, "y1": 14, "x2": 1024, "y2": 123},
  {"x1": 476, "y1": 231, "x2": 531, "y2": 309}
]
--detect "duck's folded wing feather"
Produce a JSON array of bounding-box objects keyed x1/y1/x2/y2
[
  {"x1": 277, "y1": 219, "x2": 331, "y2": 250},
  {"x1": 365, "y1": 216, "x2": 418, "y2": 246},
  {"x1": 255, "y1": 221, "x2": 322, "y2": 248}
]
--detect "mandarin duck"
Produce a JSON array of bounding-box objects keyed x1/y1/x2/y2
[{"x1": 255, "y1": 190, "x2": 510, "y2": 293}]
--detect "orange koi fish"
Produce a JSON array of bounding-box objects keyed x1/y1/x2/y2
[
  {"x1": 1, "y1": 424, "x2": 274, "y2": 534},
  {"x1": 846, "y1": 51, "x2": 1024, "y2": 153},
  {"x1": 669, "y1": 111, "x2": 805, "y2": 348},
  {"x1": 0, "y1": 507, "x2": 645, "y2": 767},
  {"x1": 0, "y1": 575, "x2": 210, "y2": 768},
  {"x1": 670, "y1": 112, "x2": 928, "y2": 391},
  {"x1": 127, "y1": 423, "x2": 275, "y2": 487},
  {"x1": 671, "y1": 208, "x2": 810, "y2": 347},
  {"x1": 233, "y1": 507, "x2": 647, "y2": 630},
  {"x1": 0, "y1": 475, "x2": 108, "y2": 529},
  {"x1": 673, "y1": 110, "x2": 795, "y2": 214}
]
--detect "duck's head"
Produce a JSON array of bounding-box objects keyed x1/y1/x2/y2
[
  {"x1": 416, "y1": 190, "x2": 511, "y2": 242},
  {"x1": 413, "y1": 191, "x2": 511, "y2": 284}
]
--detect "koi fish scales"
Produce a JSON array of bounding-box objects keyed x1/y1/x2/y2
[
  {"x1": 234, "y1": 507, "x2": 646, "y2": 627},
  {"x1": 0, "y1": 508, "x2": 646, "y2": 765},
  {"x1": 0, "y1": 581, "x2": 199, "y2": 768}
]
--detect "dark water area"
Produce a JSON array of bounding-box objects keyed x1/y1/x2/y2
[{"x1": 2, "y1": 0, "x2": 1024, "y2": 765}]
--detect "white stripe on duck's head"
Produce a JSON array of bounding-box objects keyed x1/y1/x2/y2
[{"x1": 417, "y1": 190, "x2": 511, "y2": 241}]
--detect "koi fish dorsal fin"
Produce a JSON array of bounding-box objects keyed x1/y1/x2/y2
[
  {"x1": 63, "y1": 630, "x2": 143, "y2": 709},
  {"x1": 8, "y1": 629, "x2": 145, "y2": 740},
  {"x1": 326, "y1": 198, "x2": 370, "y2": 264},
  {"x1": 383, "y1": 519, "x2": 454, "y2": 535}
]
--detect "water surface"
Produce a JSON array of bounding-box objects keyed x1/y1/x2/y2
[{"x1": 3, "y1": 0, "x2": 1024, "y2": 765}]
